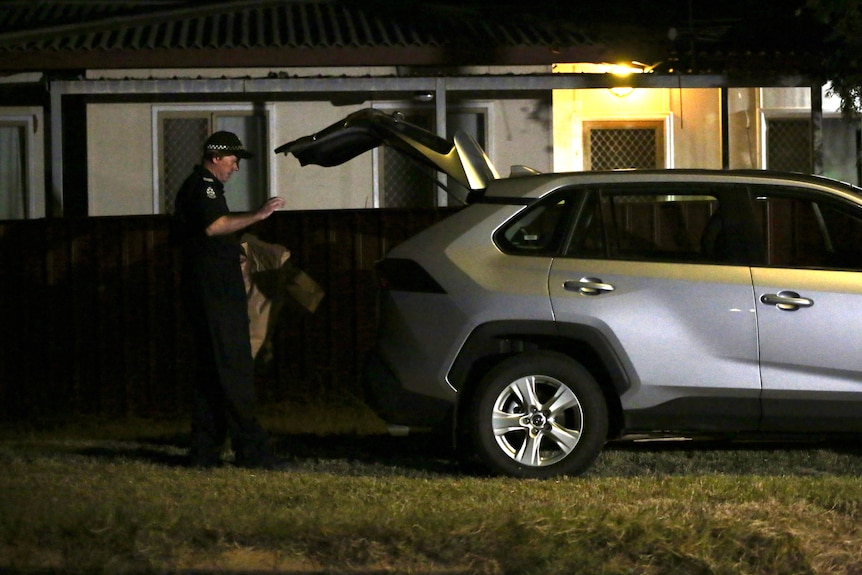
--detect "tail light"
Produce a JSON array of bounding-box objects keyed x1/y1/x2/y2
[{"x1": 374, "y1": 258, "x2": 446, "y2": 294}]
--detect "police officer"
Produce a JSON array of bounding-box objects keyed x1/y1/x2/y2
[{"x1": 173, "y1": 131, "x2": 286, "y2": 469}]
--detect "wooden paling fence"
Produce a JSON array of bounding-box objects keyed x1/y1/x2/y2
[{"x1": 0, "y1": 209, "x2": 455, "y2": 422}]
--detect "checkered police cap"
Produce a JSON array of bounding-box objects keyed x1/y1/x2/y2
[{"x1": 204, "y1": 131, "x2": 254, "y2": 159}]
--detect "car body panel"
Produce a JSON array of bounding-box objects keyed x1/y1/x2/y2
[
  {"x1": 549, "y1": 259, "x2": 762, "y2": 430},
  {"x1": 280, "y1": 108, "x2": 862, "y2": 475},
  {"x1": 753, "y1": 266, "x2": 862, "y2": 431},
  {"x1": 380, "y1": 204, "x2": 556, "y2": 402},
  {"x1": 365, "y1": 169, "x2": 862, "y2": 437}
]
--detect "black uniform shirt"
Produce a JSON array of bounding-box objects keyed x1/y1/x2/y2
[{"x1": 173, "y1": 165, "x2": 241, "y2": 261}]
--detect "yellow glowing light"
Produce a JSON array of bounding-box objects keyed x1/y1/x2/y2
[
  {"x1": 609, "y1": 86, "x2": 635, "y2": 97},
  {"x1": 604, "y1": 62, "x2": 646, "y2": 98}
]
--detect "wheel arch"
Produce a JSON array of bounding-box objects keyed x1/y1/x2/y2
[{"x1": 449, "y1": 320, "x2": 631, "y2": 440}]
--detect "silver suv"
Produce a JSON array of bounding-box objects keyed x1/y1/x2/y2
[{"x1": 278, "y1": 109, "x2": 862, "y2": 478}]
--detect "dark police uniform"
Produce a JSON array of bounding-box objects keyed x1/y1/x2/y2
[{"x1": 173, "y1": 164, "x2": 270, "y2": 468}]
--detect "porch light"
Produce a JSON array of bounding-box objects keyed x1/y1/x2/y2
[
  {"x1": 605, "y1": 62, "x2": 656, "y2": 98},
  {"x1": 610, "y1": 86, "x2": 635, "y2": 97}
]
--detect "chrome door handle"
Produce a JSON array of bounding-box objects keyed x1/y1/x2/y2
[
  {"x1": 760, "y1": 290, "x2": 813, "y2": 311},
  {"x1": 564, "y1": 277, "x2": 615, "y2": 296}
]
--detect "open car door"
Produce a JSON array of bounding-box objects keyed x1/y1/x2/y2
[{"x1": 274, "y1": 108, "x2": 498, "y2": 200}]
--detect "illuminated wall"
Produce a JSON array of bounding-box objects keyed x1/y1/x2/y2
[{"x1": 553, "y1": 63, "x2": 724, "y2": 172}]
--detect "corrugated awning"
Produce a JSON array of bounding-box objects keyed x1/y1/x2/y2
[{"x1": 0, "y1": 0, "x2": 610, "y2": 71}]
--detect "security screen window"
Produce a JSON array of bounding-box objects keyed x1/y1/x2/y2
[
  {"x1": 379, "y1": 107, "x2": 488, "y2": 208},
  {"x1": 160, "y1": 112, "x2": 267, "y2": 214},
  {"x1": 583, "y1": 120, "x2": 665, "y2": 170}
]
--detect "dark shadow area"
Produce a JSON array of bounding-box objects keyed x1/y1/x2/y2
[
  {"x1": 0, "y1": 568, "x2": 471, "y2": 575},
  {"x1": 70, "y1": 431, "x2": 467, "y2": 477},
  {"x1": 61, "y1": 430, "x2": 862, "y2": 479},
  {"x1": 274, "y1": 432, "x2": 469, "y2": 477},
  {"x1": 72, "y1": 443, "x2": 191, "y2": 468}
]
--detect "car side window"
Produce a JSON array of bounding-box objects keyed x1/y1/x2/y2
[
  {"x1": 497, "y1": 193, "x2": 577, "y2": 255},
  {"x1": 751, "y1": 187, "x2": 862, "y2": 270},
  {"x1": 566, "y1": 188, "x2": 724, "y2": 263}
]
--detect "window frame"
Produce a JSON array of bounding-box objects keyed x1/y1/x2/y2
[
  {"x1": 371, "y1": 101, "x2": 494, "y2": 208},
  {"x1": 496, "y1": 183, "x2": 738, "y2": 265},
  {"x1": 582, "y1": 117, "x2": 672, "y2": 171},
  {"x1": 494, "y1": 190, "x2": 582, "y2": 256},
  {"x1": 594, "y1": 186, "x2": 723, "y2": 263},
  {"x1": 152, "y1": 104, "x2": 274, "y2": 214},
  {"x1": 0, "y1": 114, "x2": 42, "y2": 219},
  {"x1": 749, "y1": 185, "x2": 862, "y2": 271}
]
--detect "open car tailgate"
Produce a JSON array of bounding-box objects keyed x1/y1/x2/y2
[{"x1": 274, "y1": 108, "x2": 498, "y2": 193}]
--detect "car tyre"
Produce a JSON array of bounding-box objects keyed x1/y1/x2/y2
[{"x1": 469, "y1": 350, "x2": 608, "y2": 478}]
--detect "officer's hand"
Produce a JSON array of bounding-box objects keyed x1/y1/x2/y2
[{"x1": 257, "y1": 196, "x2": 286, "y2": 218}]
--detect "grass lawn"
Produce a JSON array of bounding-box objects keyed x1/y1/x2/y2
[{"x1": 1, "y1": 400, "x2": 861, "y2": 574}]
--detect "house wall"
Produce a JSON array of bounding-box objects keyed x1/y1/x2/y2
[
  {"x1": 271, "y1": 99, "x2": 552, "y2": 210},
  {"x1": 88, "y1": 103, "x2": 154, "y2": 216},
  {"x1": 69, "y1": 73, "x2": 851, "y2": 217},
  {"x1": 671, "y1": 88, "x2": 722, "y2": 168},
  {"x1": 727, "y1": 88, "x2": 759, "y2": 169},
  {"x1": 550, "y1": 64, "x2": 803, "y2": 173},
  {"x1": 273, "y1": 102, "x2": 374, "y2": 211},
  {"x1": 273, "y1": 98, "x2": 553, "y2": 210},
  {"x1": 485, "y1": 98, "x2": 554, "y2": 177},
  {"x1": 87, "y1": 96, "x2": 553, "y2": 215},
  {"x1": 552, "y1": 75, "x2": 725, "y2": 170}
]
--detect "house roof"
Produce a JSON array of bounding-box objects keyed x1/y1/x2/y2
[
  {"x1": 0, "y1": 0, "x2": 827, "y2": 77},
  {"x1": 0, "y1": 0, "x2": 610, "y2": 72}
]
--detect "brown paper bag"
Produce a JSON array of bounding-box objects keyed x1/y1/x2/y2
[
  {"x1": 240, "y1": 234, "x2": 324, "y2": 360},
  {"x1": 281, "y1": 260, "x2": 325, "y2": 313},
  {"x1": 241, "y1": 235, "x2": 287, "y2": 359}
]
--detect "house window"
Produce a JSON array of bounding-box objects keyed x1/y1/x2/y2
[
  {"x1": 0, "y1": 122, "x2": 27, "y2": 219},
  {"x1": 584, "y1": 121, "x2": 665, "y2": 170},
  {"x1": 158, "y1": 110, "x2": 267, "y2": 214},
  {"x1": 822, "y1": 117, "x2": 861, "y2": 185},
  {"x1": 380, "y1": 112, "x2": 436, "y2": 208},
  {"x1": 765, "y1": 118, "x2": 811, "y2": 173},
  {"x1": 765, "y1": 116, "x2": 862, "y2": 184},
  {"x1": 378, "y1": 107, "x2": 488, "y2": 208}
]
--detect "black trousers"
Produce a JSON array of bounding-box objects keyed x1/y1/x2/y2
[{"x1": 182, "y1": 255, "x2": 269, "y2": 466}]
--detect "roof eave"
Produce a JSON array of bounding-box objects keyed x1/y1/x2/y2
[{"x1": 0, "y1": 44, "x2": 616, "y2": 72}]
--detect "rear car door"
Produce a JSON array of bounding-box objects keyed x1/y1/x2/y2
[
  {"x1": 749, "y1": 186, "x2": 862, "y2": 432},
  {"x1": 545, "y1": 183, "x2": 762, "y2": 432}
]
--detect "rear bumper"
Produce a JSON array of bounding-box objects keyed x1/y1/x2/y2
[{"x1": 361, "y1": 351, "x2": 453, "y2": 431}]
